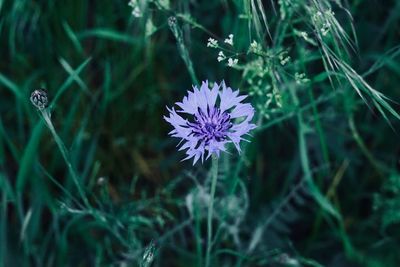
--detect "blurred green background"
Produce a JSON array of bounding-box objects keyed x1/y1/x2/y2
[{"x1": 1, "y1": 0, "x2": 400, "y2": 266}]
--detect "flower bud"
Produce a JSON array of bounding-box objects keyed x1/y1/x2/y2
[
  {"x1": 30, "y1": 89, "x2": 48, "y2": 110},
  {"x1": 168, "y1": 16, "x2": 177, "y2": 27}
]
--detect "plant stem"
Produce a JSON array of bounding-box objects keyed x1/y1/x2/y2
[
  {"x1": 205, "y1": 155, "x2": 219, "y2": 267},
  {"x1": 40, "y1": 109, "x2": 90, "y2": 208}
]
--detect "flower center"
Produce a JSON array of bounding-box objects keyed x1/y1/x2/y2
[
  {"x1": 187, "y1": 107, "x2": 232, "y2": 144},
  {"x1": 204, "y1": 122, "x2": 216, "y2": 134}
]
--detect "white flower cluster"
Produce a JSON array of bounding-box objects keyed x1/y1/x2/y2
[
  {"x1": 254, "y1": 85, "x2": 283, "y2": 120},
  {"x1": 207, "y1": 38, "x2": 218, "y2": 48},
  {"x1": 217, "y1": 51, "x2": 226, "y2": 62},
  {"x1": 249, "y1": 40, "x2": 262, "y2": 54},
  {"x1": 217, "y1": 52, "x2": 238, "y2": 67},
  {"x1": 207, "y1": 34, "x2": 238, "y2": 68},
  {"x1": 321, "y1": 22, "x2": 331, "y2": 36},
  {"x1": 295, "y1": 72, "x2": 310, "y2": 84},
  {"x1": 128, "y1": 0, "x2": 142, "y2": 17},
  {"x1": 227, "y1": 58, "x2": 238, "y2": 67},
  {"x1": 312, "y1": 9, "x2": 335, "y2": 36},
  {"x1": 224, "y1": 34, "x2": 234, "y2": 46},
  {"x1": 279, "y1": 51, "x2": 291, "y2": 66},
  {"x1": 300, "y1": 31, "x2": 308, "y2": 39}
]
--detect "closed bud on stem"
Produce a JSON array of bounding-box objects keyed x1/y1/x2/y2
[
  {"x1": 167, "y1": 16, "x2": 177, "y2": 27},
  {"x1": 30, "y1": 89, "x2": 48, "y2": 110}
]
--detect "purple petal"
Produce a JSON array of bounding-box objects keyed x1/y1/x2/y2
[
  {"x1": 230, "y1": 103, "x2": 254, "y2": 120},
  {"x1": 219, "y1": 83, "x2": 247, "y2": 112}
]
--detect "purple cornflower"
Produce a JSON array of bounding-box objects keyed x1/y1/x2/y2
[{"x1": 164, "y1": 81, "x2": 256, "y2": 164}]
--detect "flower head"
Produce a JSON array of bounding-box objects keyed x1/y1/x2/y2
[
  {"x1": 164, "y1": 81, "x2": 256, "y2": 164},
  {"x1": 30, "y1": 89, "x2": 48, "y2": 110}
]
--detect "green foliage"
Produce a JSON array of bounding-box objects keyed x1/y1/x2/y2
[
  {"x1": 374, "y1": 174, "x2": 400, "y2": 230},
  {"x1": 1, "y1": 0, "x2": 400, "y2": 266}
]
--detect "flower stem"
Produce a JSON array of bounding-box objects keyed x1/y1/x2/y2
[
  {"x1": 205, "y1": 155, "x2": 219, "y2": 267},
  {"x1": 40, "y1": 109, "x2": 90, "y2": 208}
]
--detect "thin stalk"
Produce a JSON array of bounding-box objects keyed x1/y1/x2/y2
[
  {"x1": 205, "y1": 155, "x2": 219, "y2": 267},
  {"x1": 168, "y1": 17, "x2": 199, "y2": 85},
  {"x1": 348, "y1": 115, "x2": 387, "y2": 175},
  {"x1": 195, "y1": 202, "x2": 203, "y2": 267},
  {"x1": 0, "y1": 186, "x2": 7, "y2": 266},
  {"x1": 40, "y1": 109, "x2": 90, "y2": 208}
]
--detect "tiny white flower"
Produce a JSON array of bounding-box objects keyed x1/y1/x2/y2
[
  {"x1": 207, "y1": 38, "x2": 218, "y2": 48},
  {"x1": 224, "y1": 34, "x2": 234, "y2": 46},
  {"x1": 249, "y1": 40, "x2": 262, "y2": 53},
  {"x1": 217, "y1": 51, "x2": 226, "y2": 62},
  {"x1": 250, "y1": 40, "x2": 258, "y2": 49},
  {"x1": 132, "y1": 7, "x2": 141, "y2": 17},
  {"x1": 227, "y1": 58, "x2": 238, "y2": 67},
  {"x1": 321, "y1": 22, "x2": 331, "y2": 36},
  {"x1": 129, "y1": 0, "x2": 142, "y2": 17},
  {"x1": 279, "y1": 52, "x2": 290, "y2": 65},
  {"x1": 295, "y1": 72, "x2": 310, "y2": 84}
]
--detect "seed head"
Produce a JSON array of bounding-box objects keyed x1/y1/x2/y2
[{"x1": 30, "y1": 89, "x2": 48, "y2": 110}]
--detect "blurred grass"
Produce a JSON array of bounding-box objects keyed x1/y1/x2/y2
[{"x1": 0, "y1": 0, "x2": 400, "y2": 266}]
